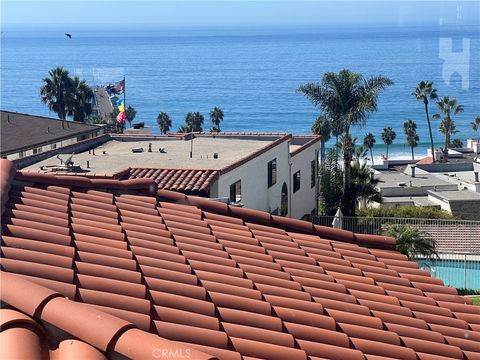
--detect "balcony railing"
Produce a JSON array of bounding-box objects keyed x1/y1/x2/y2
[{"x1": 312, "y1": 215, "x2": 480, "y2": 289}]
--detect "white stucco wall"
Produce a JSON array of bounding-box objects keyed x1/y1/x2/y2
[
  {"x1": 213, "y1": 139, "x2": 319, "y2": 219},
  {"x1": 290, "y1": 145, "x2": 319, "y2": 219},
  {"x1": 214, "y1": 140, "x2": 290, "y2": 215}
]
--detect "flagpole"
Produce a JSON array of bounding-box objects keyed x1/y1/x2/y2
[{"x1": 123, "y1": 74, "x2": 127, "y2": 127}]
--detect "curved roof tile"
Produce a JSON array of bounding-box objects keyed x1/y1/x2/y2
[{"x1": 0, "y1": 159, "x2": 479, "y2": 359}]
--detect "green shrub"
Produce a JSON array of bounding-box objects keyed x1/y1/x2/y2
[
  {"x1": 456, "y1": 288, "x2": 480, "y2": 296},
  {"x1": 357, "y1": 206, "x2": 454, "y2": 219},
  {"x1": 384, "y1": 224, "x2": 438, "y2": 260}
]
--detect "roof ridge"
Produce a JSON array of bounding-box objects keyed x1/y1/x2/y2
[
  {"x1": 157, "y1": 189, "x2": 397, "y2": 250},
  {"x1": 15, "y1": 171, "x2": 158, "y2": 194},
  {"x1": 0, "y1": 271, "x2": 216, "y2": 359}
]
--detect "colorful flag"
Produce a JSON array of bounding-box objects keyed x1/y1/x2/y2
[
  {"x1": 116, "y1": 110, "x2": 126, "y2": 124},
  {"x1": 108, "y1": 79, "x2": 125, "y2": 95},
  {"x1": 118, "y1": 103, "x2": 125, "y2": 112},
  {"x1": 116, "y1": 98, "x2": 124, "y2": 106}
]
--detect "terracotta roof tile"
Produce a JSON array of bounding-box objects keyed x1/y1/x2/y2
[
  {"x1": 126, "y1": 167, "x2": 219, "y2": 195},
  {"x1": 1, "y1": 159, "x2": 479, "y2": 359}
]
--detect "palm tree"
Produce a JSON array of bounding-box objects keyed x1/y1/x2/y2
[
  {"x1": 381, "y1": 127, "x2": 396, "y2": 159},
  {"x1": 298, "y1": 69, "x2": 393, "y2": 215},
  {"x1": 311, "y1": 115, "x2": 331, "y2": 163},
  {"x1": 210, "y1": 107, "x2": 224, "y2": 132},
  {"x1": 451, "y1": 139, "x2": 463, "y2": 148},
  {"x1": 471, "y1": 116, "x2": 480, "y2": 137},
  {"x1": 331, "y1": 120, "x2": 343, "y2": 145},
  {"x1": 433, "y1": 96, "x2": 463, "y2": 150},
  {"x1": 363, "y1": 133, "x2": 376, "y2": 165},
  {"x1": 125, "y1": 106, "x2": 136, "y2": 128},
  {"x1": 177, "y1": 124, "x2": 190, "y2": 133},
  {"x1": 403, "y1": 119, "x2": 419, "y2": 160},
  {"x1": 350, "y1": 157, "x2": 382, "y2": 207},
  {"x1": 40, "y1": 66, "x2": 73, "y2": 120},
  {"x1": 412, "y1": 81, "x2": 438, "y2": 162},
  {"x1": 385, "y1": 224, "x2": 437, "y2": 260},
  {"x1": 185, "y1": 112, "x2": 204, "y2": 132},
  {"x1": 66, "y1": 76, "x2": 93, "y2": 122},
  {"x1": 157, "y1": 112, "x2": 172, "y2": 134}
]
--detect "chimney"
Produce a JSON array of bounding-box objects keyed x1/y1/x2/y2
[
  {"x1": 475, "y1": 171, "x2": 479, "y2": 183},
  {"x1": 410, "y1": 165, "x2": 416, "y2": 178}
]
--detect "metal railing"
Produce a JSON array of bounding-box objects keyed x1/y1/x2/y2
[{"x1": 312, "y1": 215, "x2": 480, "y2": 289}]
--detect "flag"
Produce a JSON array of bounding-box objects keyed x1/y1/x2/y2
[
  {"x1": 116, "y1": 98, "x2": 124, "y2": 106},
  {"x1": 116, "y1": 110, "x2": 126, "y2": 124},
  {"x1": 118, "y1": 103, "x2": 125, "y2": 112},
  {"x1": 108, "y1": 79, "x2": 125, "y2": 95}
]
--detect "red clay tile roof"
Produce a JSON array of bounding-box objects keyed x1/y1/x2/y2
[
  {"x1": 1, "y1": 159, "x2": 479, "y2": 360},
  {"x1": 416, "y1": 157, "x2": 434, "y2": 165},
  {"x1": 126, "y1": 168, "x2": 219, "y2": 195}
]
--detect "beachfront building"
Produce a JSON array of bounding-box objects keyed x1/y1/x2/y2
[
  {"x1": 17, "y1": 132, "x2": 321, "y2": 219},
  {"x1": 371, "y1": 155, "x2": 480, "y2": 220},
  {"x1": 0, "y1": 110, "x2": 106, "y2": 160}
]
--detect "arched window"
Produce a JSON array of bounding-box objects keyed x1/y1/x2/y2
[{"x1": 281, "y1": 182, "x2": 288, "y2": 216}]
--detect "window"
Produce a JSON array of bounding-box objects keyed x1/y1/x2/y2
[
  {"x1": 18, "y1": 151, "x2": 26, "y2": 159},
  {"x1": 229, "y1": 180, "x2": 242, "y2": 203},
  {"x1": 293, "y1": 171, "x2": 301, "y2": 193},
  {"x1": 311, "y1": 159, "x2": 317, "y2": 188},
  {"x1": 32, "y1": 147, "x2": 42, "y2": 155},
  {"x1": 51, "y1": 143, "x2": 57, "y2": 150},
  {"x1": 267, "y1": 159, "x2": 277, "y2": 188}
]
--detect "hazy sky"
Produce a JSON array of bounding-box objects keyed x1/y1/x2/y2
[{"x1": 2, "y1": 1, "x2": 479, "y2": 28}]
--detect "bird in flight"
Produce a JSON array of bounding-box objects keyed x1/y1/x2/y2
[{"x1": 65, "y1": 33, "x2": 72, "y2": 38}]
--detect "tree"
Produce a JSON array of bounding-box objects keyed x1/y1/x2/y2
[
  {"x1": 125, "y1": 106, "x2": 136, "y2": 128},
  {"x1": 403, "y1": 119, "x2": 419, "y2": 160},
  {"x1": 363, "y1": 133, "x2": 376, "y2": 165},
  {"x1": 319, "y1": 146, "x2": 381, "y2": 216},
  {"x1": 66, "y1": 76, "x2": 93, "y2": 122},
  {"x1": 331, "y1": 120, "x2": 343, "y2": 145},
  {"x1": 451, "y1": 139, "x2": 463, "y2": 148},
  {"x1": 384, "y1": 224, "x2": 438, "y2": 260},
  {"x1": 471, "y1": 116, "x2": 480, "y2": 137},
  {"x1": 157, "y1": 112, "x2": 172, "y2": 134},
  {"x1": 177, "y1": 124, "x2": 190, "y2": 133},
  {"x1": 350, "y1": 155, "x2": 382, "y2": 206},
  {"x1": 185, "y1": 112, "x2": 204, "y2": 132},
  {"x1": 40, "y1": 66, "x2": 73, "y2": 120},
  {"x1": 298, "y1": 69, "x2": 393, "y2": 215},
  {"x1": 89, "y1": 114, "x2": 106, "y2": 124},
  {"x1": 318, "y1": 148, "x2": 343, "y2": 216},
  {"x1": 381, "y1": 127, "x2": 396, "y2": 159},
  {"x1": 209, "y1": 107, "x2": 224, "y2": 132},
  {"x1": 412, "y1": 81, "x2": 438, "y2": 162},
  {"x1": 311, "y1": 115, "x2": 331, "y2": 163},
  {"x1": 433, "y1": 96, "x2": 463, "y2": 151}
]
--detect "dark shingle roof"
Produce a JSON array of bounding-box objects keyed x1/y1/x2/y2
[{"x1": 0, "y1": 111, "x2": 102, "y2": 155}]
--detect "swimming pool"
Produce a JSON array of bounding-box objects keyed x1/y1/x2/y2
[{"x1": 417, "y1": 259, "x2": 480, "y2": 290}]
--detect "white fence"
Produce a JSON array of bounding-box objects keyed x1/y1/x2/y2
[{"x1": 312, "y1": 215, "x2": 480, "y2": 289}]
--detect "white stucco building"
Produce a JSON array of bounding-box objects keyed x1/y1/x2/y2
[{"x1": 22, "y1": 133, "x2": 321, "y2": 219}]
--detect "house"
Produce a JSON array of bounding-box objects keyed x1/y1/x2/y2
[
  {"x1": 0, "y1": 110, "x2": 106, "y2": 160},
  {"x1": 18, "y1": 132, "x2": 321, "y2": 219},
  {"x1": 372, "y1": 156, "x2": 480, "y2": 220},
  {"x1": 1, "y1": 158, "x2": 479, "y2": 360}
]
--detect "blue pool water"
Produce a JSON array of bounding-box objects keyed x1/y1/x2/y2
[{"x1": 418, "y1": 259, "x2": 480, "y2": 290}]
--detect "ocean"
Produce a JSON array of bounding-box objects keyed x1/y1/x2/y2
[{"x1": 1, "y1": 25, "x2": 479, "y2": 159}]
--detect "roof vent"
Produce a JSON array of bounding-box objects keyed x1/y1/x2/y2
[
  {"x1": 47, "y1": 126, "x2": 50, "y2": 133},
  {"x1": 213, "y1": 153, "x2": 219, "y2": 159}
]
